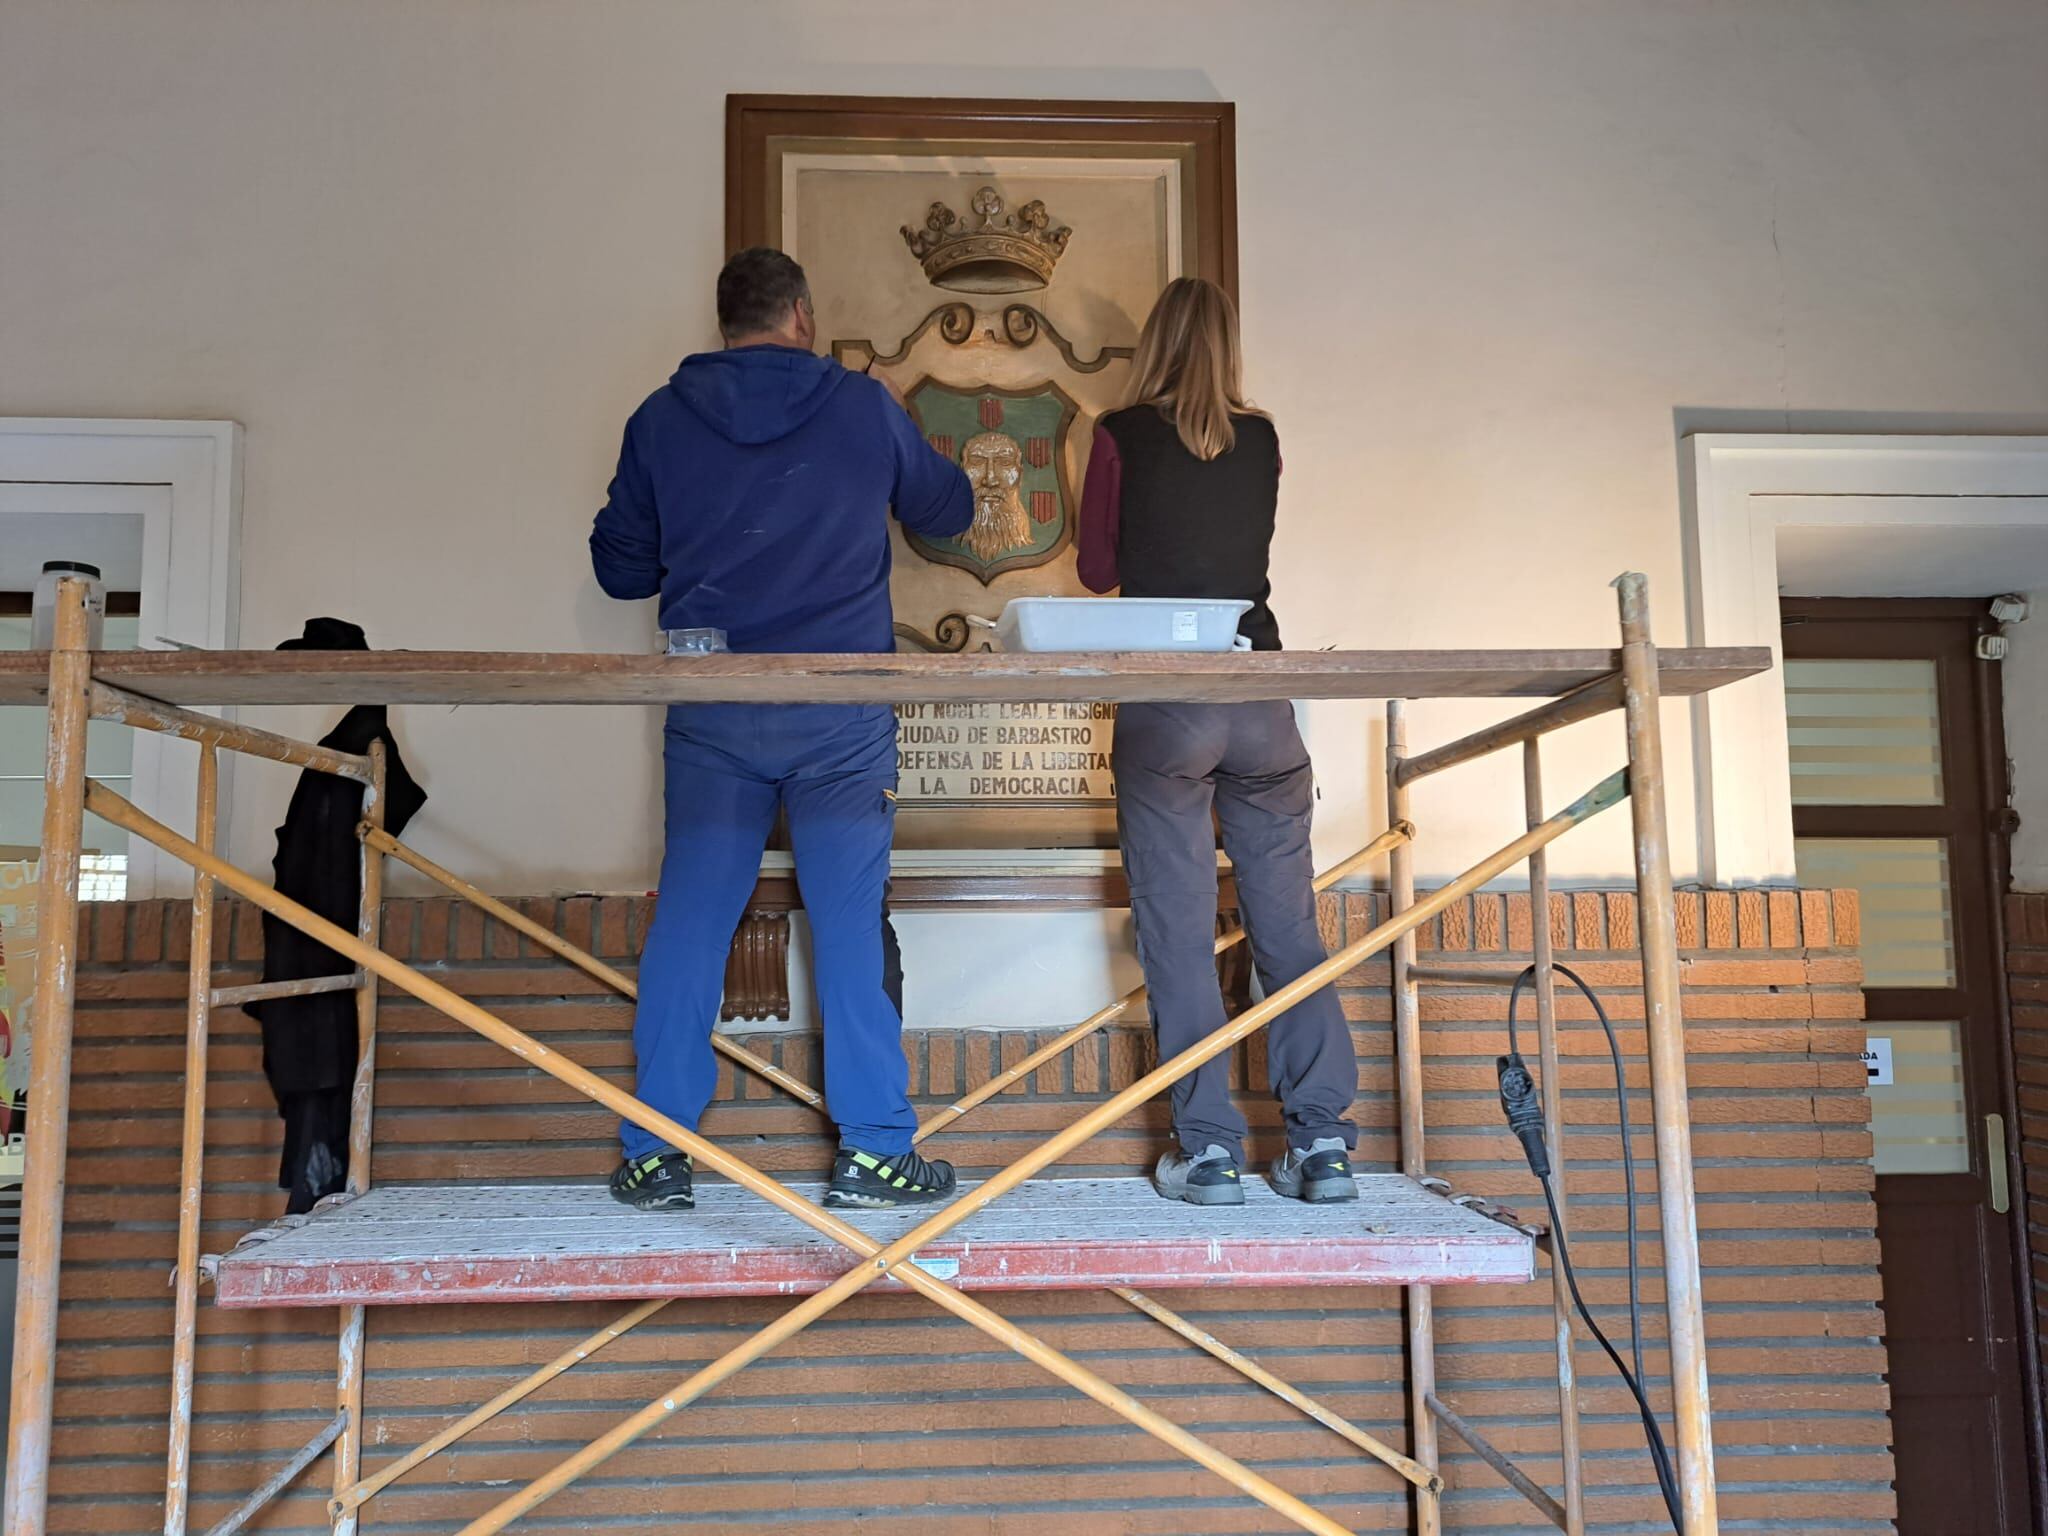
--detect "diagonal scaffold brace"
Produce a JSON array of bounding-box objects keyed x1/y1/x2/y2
[
  {"x1": 332, "y1": 816, "x2": 1421, "y2": 1516},
  {"x1": 88, "y1": 781, "x2": 1389, "y2": 1536},
  {"x1": 356, "y1": 816, "x2": 1416, "y2": 1129},
  {"x1": 82, "y1": 769, "x2": 1625, "y2": 1536},
  {"x1": 451, "y1": 771, "x2": 1623, "y2": 1536}
]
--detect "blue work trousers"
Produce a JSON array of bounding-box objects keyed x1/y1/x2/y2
[{"x1": 620, "y1": 702, "x2": 915, "y2": 1160}]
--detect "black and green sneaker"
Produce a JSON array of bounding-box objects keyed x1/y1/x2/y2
[
  {"x1": 1152, "y1": 1143, "x2": 1245, "y2": 1206},
  {"x1": 823, "y1": 1145, "x2": 956, "y2": 1208},
  {"x1": 609, "y1": 1150, "x2": 694, "y2": 1212},
  {"x1": 1269, "y1": 1136, "x2": 1359, "y2": 1203}
]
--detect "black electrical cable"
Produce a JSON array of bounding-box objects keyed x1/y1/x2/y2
[
  {"x1": 1504, "y1": 962, "x2": 1682, "y2": 1530},
  {"x1": 1563, "y1": 965, "x2": 1654, "y2": 1395},
  {"x1": 1513, "y1": 965, "x2": 1649, "y2": 1391}
]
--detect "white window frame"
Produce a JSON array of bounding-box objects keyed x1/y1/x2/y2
[
  {"x1": 1682, "y1": 433, "x2": 2048, "y2": 885},
  {"x1": 0, "y1": 419, "x2": 242, "y2": 897}
]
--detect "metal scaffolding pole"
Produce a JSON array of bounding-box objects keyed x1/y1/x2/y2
[
  {"x1": 1615, "y1": 571, "x2": 1720, "y2": 1535},
  {"x1": 1385, "y1": 699, "x2": 1442, "y2": 1536},
  {"x1": 163, "y1": 746, "x2": 219, "y2": 1536},
  {"x1": 1526, "y1": 738, "x2": 1587, "y2": 1535},
  {"x1": 333, "y1": 742, "x2": 387, "y2": 1536},
  {"x1": 1393, "y1": 675, "x2": 1623, "y2": 788},
  {"x1": 200, "y1": 1414, "x2": 347, "y2": 1536},
  {"x1": 1426, "y1": 1392, "x2": 1567, "y2": 1530},
  {"x1": 4, "y1": 578, "x2": 92, "y2": 1536},
  {"x1": 90, "y1": 682, "x2": 374, "y2": 783}
]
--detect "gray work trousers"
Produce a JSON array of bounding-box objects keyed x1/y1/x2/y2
[{"x1": 1113, "y1": 700, "x2": 1358, "y2": 1161}]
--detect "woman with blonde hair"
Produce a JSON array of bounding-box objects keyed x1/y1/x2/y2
[{"x1": 1078, "y1": 275, "x2": 1358, "y2": 1207}]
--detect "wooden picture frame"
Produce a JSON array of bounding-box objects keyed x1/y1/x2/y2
[
  {"x1": 725, "y1": 95, "x2": 1237, "y2": 299},
  {"x1": 726, "y1": 95, "x2": 1238, "y2": 849}
]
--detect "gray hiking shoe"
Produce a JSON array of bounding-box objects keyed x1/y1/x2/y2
[
  {"x1": 1152, "y1": 1143, "x2": 1245, "y2": 1206},
  {"x1": 1270, "y1": 1136, "x2": 1360, "y2": 1203}
]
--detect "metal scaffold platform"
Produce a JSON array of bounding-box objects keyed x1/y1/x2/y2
[
  {"x1": 1, "y1": 571, "x2": 1766, "y2": 1536},
  {"x1": 212, "y1": 1175, "x2": 1537, "y2": 1307}
]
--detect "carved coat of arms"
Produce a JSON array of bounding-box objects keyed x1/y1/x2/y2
[{"x1": 903, "y1": 379, "x2": 1078, "y2": 583}]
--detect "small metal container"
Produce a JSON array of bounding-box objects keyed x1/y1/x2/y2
[{"x1": 665, "y1": 628, "x2": 729, "y2": 656}]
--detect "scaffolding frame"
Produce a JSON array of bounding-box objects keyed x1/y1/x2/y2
[{"x1": 0, "y1": 572, "x2": 1736, "y2": 1536}]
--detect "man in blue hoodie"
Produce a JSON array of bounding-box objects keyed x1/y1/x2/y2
[{"x1": 591, "y1": 248, "x2": 972, "y2": 1212}]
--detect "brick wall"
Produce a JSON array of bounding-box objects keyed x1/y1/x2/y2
[
  {"x1": 2009, "y1": 893, "x2": 2048, "y2": 1401},
  {"x1": 50, "y1": 887, "x2": 1889, "y2": 1533}
]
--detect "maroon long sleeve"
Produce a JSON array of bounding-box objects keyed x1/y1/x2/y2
[{"x1": 1076, "y1": 423, "x2": 1122, "y2": 592}]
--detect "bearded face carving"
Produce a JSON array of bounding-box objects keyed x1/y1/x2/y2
[
  {"x1": 896, "y1": 379, "x2": 1076, "y2": 584},
  {"x1": 958, "y1": 431, "x2": 1032, "y2": 562}
]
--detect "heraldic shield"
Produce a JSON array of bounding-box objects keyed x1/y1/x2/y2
[{"x1": 904, "y1": 378, "x2": 1079, "y2": 584}]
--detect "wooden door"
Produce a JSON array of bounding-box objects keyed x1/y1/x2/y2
[{"x1": 1782, "y1": 599, "x2": 2033, "y2": 1533}]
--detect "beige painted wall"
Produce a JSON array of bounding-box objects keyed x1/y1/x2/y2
[
  {"x1": 4, "y1": 1, "x2": 2047, "y2": 909},
  {"x1": 2005, "y1": 597, "x2": 2048, "y2": 889}
]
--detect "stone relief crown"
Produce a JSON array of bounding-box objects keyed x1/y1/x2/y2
[{"x1": 900, "y1": 186, "x2": 1072, "y2": 294}]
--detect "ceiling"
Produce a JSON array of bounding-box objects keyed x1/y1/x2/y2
[
  {"x1": 0, "y1": 511, "x2": 145, "y2": 592},
  {"x1": 1776, "y1": 522, "x2": 2048, "y2": 599}
]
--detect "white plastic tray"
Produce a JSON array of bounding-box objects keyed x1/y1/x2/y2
[{"x1": 994, "y1": 597, "x2": 1253, "y2": 653}]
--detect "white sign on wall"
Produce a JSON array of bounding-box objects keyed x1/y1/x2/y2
[
  {"x1": 1862, "y1": 1037, "x2": 1894, "y2": 1087},
  {"x1": 894, "y1": 702, "x2": 1115, "y2": 805}
]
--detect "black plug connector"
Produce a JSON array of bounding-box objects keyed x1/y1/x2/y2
[{"x1": 1496, "y1": 1054, "x2": 1550, "y2": 1179}]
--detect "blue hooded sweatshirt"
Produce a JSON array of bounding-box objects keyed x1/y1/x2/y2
[{"x1": 590, "y1": 345, "x2": 971, "y2": 654}]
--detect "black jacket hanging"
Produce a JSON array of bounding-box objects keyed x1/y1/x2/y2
[{"x1": 247, "y1": 619, "x2": 425, "y2": 1212}]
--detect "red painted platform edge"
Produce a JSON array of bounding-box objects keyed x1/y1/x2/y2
[{"x1": 213, "y1": 1235, "x2": 1535, "y2": 1308}]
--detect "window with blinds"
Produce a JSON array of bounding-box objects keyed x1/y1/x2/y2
[
  {"x1": 1785, "y1": 657, "x2": 1943, "y2": 806},
  {"x1": 1782, "y1": 639, "x2": 1973, "y2": 1177},
  {"x1": 1863, "y1": 1020, "x2": 1971, "y2": 1175},
  {"x1": 1793, "y1": 836, "x2": 1957, "y2": 988}
]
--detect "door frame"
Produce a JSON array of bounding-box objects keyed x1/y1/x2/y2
[
  {"x1": 0, "y1": 419, "x2": 242, "y2": 896},
  {"x1": 1681, "y1": 432, "x2": 2048, "y2": 885}
]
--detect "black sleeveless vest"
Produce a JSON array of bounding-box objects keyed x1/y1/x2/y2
[{"x1": 1098, "y1": 406, "x2": 1282, "y2": 651}]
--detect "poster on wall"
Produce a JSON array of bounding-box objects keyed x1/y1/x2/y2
[{"x1": 727, "y1": 95, "x2": 1237, "y2": 847}]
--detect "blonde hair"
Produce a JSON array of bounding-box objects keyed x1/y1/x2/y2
[{"x1": 1125, "y1": 276, "x2": 1260, "y2": 461}]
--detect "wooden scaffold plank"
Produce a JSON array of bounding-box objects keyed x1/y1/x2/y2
[{"x1": 0, "y1": 644, "x2": 1769, "y2": 707}]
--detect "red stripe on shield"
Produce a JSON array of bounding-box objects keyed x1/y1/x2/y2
[
  {"x1": 1030, "y1": 490, "x2": 1058, "y2": 525},
  {"x1": 1026, "y1": 437, "x2": 1051, "y2": 468},
  {"x1": 979, "y1": 397, "x2": 1004, "y2": 429},
  {"x1": 928, "y1": 434, "x2": 954, "y2": 458}
]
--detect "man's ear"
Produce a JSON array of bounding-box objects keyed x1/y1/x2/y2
[{"x1": 792, "y1": 297, "x2": 818, "y2": 350}]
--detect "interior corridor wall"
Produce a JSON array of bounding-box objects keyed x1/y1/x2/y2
[{"x1": 4, "y1": 0, "x2": 2047, "y2": 905}]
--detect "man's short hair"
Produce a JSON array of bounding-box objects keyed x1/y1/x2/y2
[{"x1": 717, "y1": 247, "x2": 811, "y2": 339}]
